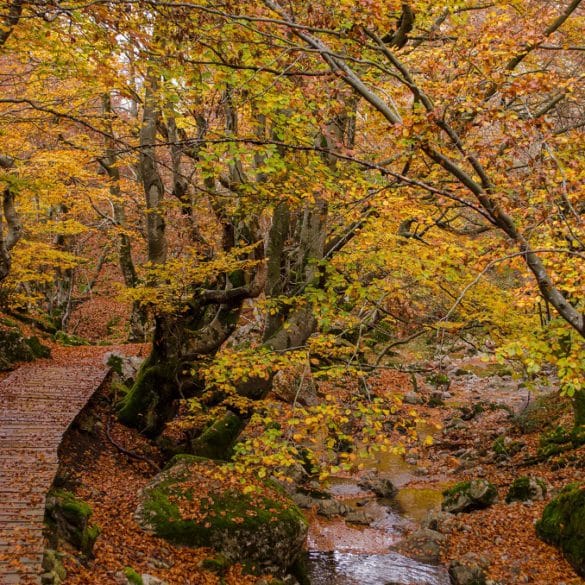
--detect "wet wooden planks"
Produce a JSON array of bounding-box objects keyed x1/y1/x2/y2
[{"x1": 0, "y1": 356, "x2": 110, "y2": 584}]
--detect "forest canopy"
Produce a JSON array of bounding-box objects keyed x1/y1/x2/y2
[{"x1": 0, "y1": 0, "x2": 583, "y2": 448}]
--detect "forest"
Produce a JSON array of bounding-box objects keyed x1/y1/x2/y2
[{"x1": 0, "y1": 1, "x2": 583, "y2": 584}]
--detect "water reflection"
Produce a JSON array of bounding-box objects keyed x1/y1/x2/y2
[{"x1": 306, "y1": 550, "x2": 450, "y2": 585}]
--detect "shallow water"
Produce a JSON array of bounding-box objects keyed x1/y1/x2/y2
[
  {"x1": 305, "y1": 426, "x2": 447, "y2": 584},
  {"x1": 306, "y1": 550, "x2": 450, "y2": 585}
]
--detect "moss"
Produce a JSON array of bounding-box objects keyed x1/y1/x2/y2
[
  {"x1": 442, "y1": 480, "x2": 497, "y2": 513},
  {"x1": 190, "y1": 411, "x2": 244, "y2": 460},
  {"x1": 536, "y1": 483, "x2": 585, "y2": 577},
  {"x1": 515, "y1": 392, "x2": 570, "y2": 434},
  {"x1": 574, "y1": 390, "x2": 585, "y2": 428},
  {"x1": 25, "y1": 336, "x2": 51, "y2": 358},
  {"x1": 138, "y1": 459, "x2": 308, "y2": 572},
  {"x1": 45, "y1": 489, "x2": 100, "y2": 557},
  {"x1": 117, "y1": 358, "x2": 176, "y2": 432},
  {"x1": 201, "y1": 555, "x2": 230, "y2": 574},
  {"x1": 124, "y1": 567, "x2": 144, "y2": 585},
  {"x1": 505, "y1": 476, "x2": 546, "y2": 503},
  {"x1": 53, "y1": 330, "x2": 89, "y2": 346},
  {"x1": 50, "y1": 489, "x2": 92, "y2": 520},
  {"x1": 426, "y1": 372, "x2": 450, "y2": 388}
]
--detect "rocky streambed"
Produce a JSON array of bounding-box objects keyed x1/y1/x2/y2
[{"x1": 298, "y1": 452, "x2": 451, "y2": 585}]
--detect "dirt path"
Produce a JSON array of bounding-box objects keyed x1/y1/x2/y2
[{"x1": 0, "y1": 348, "x2": 111, "y2": 585}]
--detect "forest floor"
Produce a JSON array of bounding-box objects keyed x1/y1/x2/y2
[
  {"x1": 379, "y1": 352, "x2": 585, "y2": 585},
  {"x1": 1, "y1": 327, "x2": 582, "y2": 585}
]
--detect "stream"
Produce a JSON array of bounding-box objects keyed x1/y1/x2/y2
[{"x1": 304, "y1": 450, "x2": 451, "y2": 585}]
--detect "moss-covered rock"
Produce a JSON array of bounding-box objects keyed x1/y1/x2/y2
[
  {"x1": 190, "y1": 411, "x2": 244, "y2": 460},
  {"x1": 135, "y1": 456, "x2": 308, "y2": 574},
  {"x1": 0, "y1": 326, "x2": 35, "y2": 369},
  {"x1": 536, "y1": 483, "x2": 585, "y2": 577},
  {"x1": 505, "y1": 476, "x2": 547, "y2": 503},
  {"x1": 442, "y1": 480, "x2": 497, "y2": 514},
  {"x1": 45, "y1": 489, "x2": 100, "y2": 557},
  {"x1": 123, "y1": 567, "x2": 144, "y2": 585}
]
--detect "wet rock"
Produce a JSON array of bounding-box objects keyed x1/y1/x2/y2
[
  {"x1": 449, "y1": 552, "x2": 489, "y2": 585},
  {"x1": 290, "y1": 492, "x2": 315, "y2": 509},
  {"x1": 358, "y1": 471, "x2": 397, "y2": 498},
  {"x1": 506, "y1": 476, "x2": 547, "y2": 503},
  {"x1": 345, "y1": 509, "x2": 373, "y2": 525},
  {"x1": 317, "y1": 498, "x2": 350, "y2": 518},
  {"x1": 536, "y1": 482, "x2": 585, "y2": 577},
  {"x1": 135, "y1": 455, "x2": 307, "y2": 574},
  {"x1": 442, "y1": 479, "x2": 497, "y2": 513},
  {"x1": 396, "y1": 528, "x2": 446, "y2": 564}
]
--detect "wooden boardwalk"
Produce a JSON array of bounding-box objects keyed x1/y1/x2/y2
[{"x1": 0, "y1": 352, "x2": 110, "y2": 584}]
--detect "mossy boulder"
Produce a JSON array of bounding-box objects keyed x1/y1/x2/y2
[
  {"x1": 536, "y1": 483, "x2": 585, "y2": 577},
  {"x1": 505, "y1": 476, "x2": 547, "y2": 503},
  {"x1": 0, "y1": 326, "x2": 35, "y2": 369},
  {"x1": 45, "y1": 489, "x2": 100, "y2": 557},
  {"x1": 442, "y1": 480, "x2": 498, "y2": 514},
  {"x1": 135, "y1": 455, "x2": 308, "y2": 574}
]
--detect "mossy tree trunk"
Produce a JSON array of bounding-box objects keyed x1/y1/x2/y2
[{"x1": 573, "y1": 390, "x2": 585, "y2": 429}]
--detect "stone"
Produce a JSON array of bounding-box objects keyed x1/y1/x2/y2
[
  {"x1": 403, "y1": 391, "x2": 424, "y2": 405},
  {"x1": 317, "y1": 498, "x2": 350, "y2": 518},
  {"x1": 345, "y1": 509, "x2": 373, "y2": 525},
  {"x1": 0, "y1": 326, "x2": 35, "y2": 370},
  {"x1": 449, "y1": 553, "x2": 489, "y2": 585},
  {"x1": 536, "y1": 483, "x2": 585, "y2": 577},
  {"x1": 45, "y1": 489, "x2": 100, "y2": 557},
  {"x1": 142, "y1": 576, "x2": 167, "y2": 585},
  {"x1": 423, "y1": 510, "x2": 457, "y2": 534},
  {"x1": 396, "y1": 528, "x2": 446, "y2": 564},
  {"x1": 505, "y1": 476, "x2": 547, "y2": 503},
  {"x1": 135, "y1": 455, "x2": 308, "y2": 574},
  {"x1": 40, "y1": 549, "x2": 66, "y2": 585},
  {"x1": 105, "y1": 351, "x2": 144, "y2": 385},
  {"x1": 358, "y1": 471, "x2": 397, "y2": 498},
  {"x1": 442, "y1": 479, "x2": 498, "y2": 514}
]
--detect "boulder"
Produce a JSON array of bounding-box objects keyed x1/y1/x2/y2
[
  {"x1": 358, "y1": 471, "x2": 397, "y2": 498},
  {"x1": 442, "y1": 480, "x2": 497, "y2": 514},
  {"x1": 316, "y1": 498, "x2": 350, "y2": 518},
  {"x1": 423, "y1": 510, "x2": 457, "y2": 534},
  {"x1": 505, "y1": 476, "x2": 547, "y2": 503},
  {"x1": 449, "y1": 561, "x2": 486, "y2": 585},
  {"x1": 0, "y1": 326, "x2": 35, "y2": 370},
  {"x1": 449, "y1": 552, "x2": 489, "y2": 585},
  {"x1": 395, "y1": 528, "x2": 446, "y2": 564},
  {"x1": 135, "y1": 455, "x2": 307, "y2": 574},
  {"x1": 536, "y1": 483, "x2": 585, "y2": 577},
  {"x1": 45, "y1": 490, "x2": 100, "y2": 557}
]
